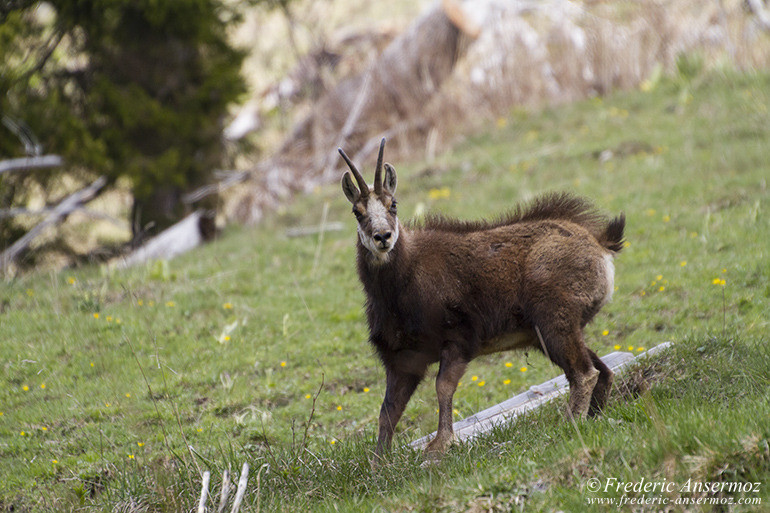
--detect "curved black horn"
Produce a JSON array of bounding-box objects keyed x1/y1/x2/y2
[
  {"x1": 373, "y1": 138, "x2": 386, "y2": 195},
  {"x1": 338, "y1": 148, "x2": 369, "y2": 196}
]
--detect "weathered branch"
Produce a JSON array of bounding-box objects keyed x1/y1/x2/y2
[
  {"x1": 217, "y1": 470, "x2": 231, "y2": 513},
  {"x1": 319, "y1": 68, "x2": 374, "y2": 180},
  {"x1": 231, "y1": 463, "x2": 249, "y2": 513},
  {"x1": 1, "y1": 175, "x2": 107, "y2": 274},
  {"x1": 181, "y1": 170, "x2": 248, "y2": 204},
  {"x1": 197, "y1": 471, "x2": 210, "y2": 513},
  {"x1": 0, "y1": 155, "x2": 63, "y2": 175},
  {"x1": 285, "y1": 222, "x2": 343, "y2": 238},
  {"x1": 21, "y1": 30, "x2": 65, "y2": 82},
  {"x1": 0, "y1": 206, "x2": 127, "y2": 228}
]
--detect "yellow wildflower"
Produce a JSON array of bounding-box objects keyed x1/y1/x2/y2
[
  {"x1": 428, "y1": 187, "x2": 451, "y2": 200},
  {"x1": 520, "y1": 366, "x2": 527, "y2": 372},
  {"x1": 223, "y1": 302, "x2": 233, "y2": 309},
  {"x1": 503, "y1": 379, "x2": 511, "y2": 385},
  {"x1": 505, "y1": 362, "x2": 513, "y2": 368},
  {"x1": 602, "y1": 330, "x2": 609, "y2": 336}
]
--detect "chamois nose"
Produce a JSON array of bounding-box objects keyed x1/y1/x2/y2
[{"x1": 373, "y1": 231, "x2": 392, "y2": 243}]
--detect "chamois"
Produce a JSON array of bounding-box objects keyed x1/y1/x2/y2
[{"x1": 339, "y1": 139, "x2": 625, "y2": 457}]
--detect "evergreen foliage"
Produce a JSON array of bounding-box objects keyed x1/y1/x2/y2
[{"x1": 1, "y1": 0, "x2": 247, "y2": 242}]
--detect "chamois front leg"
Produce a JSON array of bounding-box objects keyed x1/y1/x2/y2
[
  {"x1": 424, "y1": 345, "x2": 467, "y2": 457},
  {"x1": 375, "y1": 367, "x2": 422, "y2": 460}
]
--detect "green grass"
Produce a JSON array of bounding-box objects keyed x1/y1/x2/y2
[{"x1": 2, "y1": 70, "x2": 769, "y2": 511}]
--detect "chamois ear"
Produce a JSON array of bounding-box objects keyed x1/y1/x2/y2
[
  {"x1": 383, "y1": 163, "x2": 397, "y2": 195},
  {"x1": 341, "y1": 172, "x2": 360, "y2": 203}
]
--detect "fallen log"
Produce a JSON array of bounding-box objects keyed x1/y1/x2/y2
[
  {"x1": 113, "y1": 210, "x2": 216, "y2": 269},
  {"x1": 1, "y1": 175, "x2": 107, "y2": 274},
  {"x1": 410, "y1": 342, "x2": 673, "y2": 449}
]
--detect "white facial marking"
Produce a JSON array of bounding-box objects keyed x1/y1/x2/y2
[{"x1": 358, "y1": 196, "x2": 399, "y2": 264}]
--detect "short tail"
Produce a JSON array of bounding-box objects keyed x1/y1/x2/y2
[{"x1": 600, "y1": 213, "x2": 626, "y2": 253}]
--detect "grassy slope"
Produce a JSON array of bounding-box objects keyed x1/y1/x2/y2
[{"x1": 1, "y1": 71, "x2": 769, "y2": 511}]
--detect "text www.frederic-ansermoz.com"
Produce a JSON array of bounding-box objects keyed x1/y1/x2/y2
[{"x1": 584, "y1": 477, "x2": 763, "y2": 509}]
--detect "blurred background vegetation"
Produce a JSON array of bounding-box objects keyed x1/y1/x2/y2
[
  {"x1": 1, "y1": 0, "x2": 248, "y2": 249},
  {"x1": 2, "y1": 0, "x2": 770, "y2": 273}
]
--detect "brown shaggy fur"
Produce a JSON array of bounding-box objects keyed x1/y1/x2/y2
[{"x1": 340, "y1": 144, "x2": 625, "y2": 458}]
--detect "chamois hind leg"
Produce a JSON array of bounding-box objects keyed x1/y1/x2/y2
[
  {"x1": 534, "y1": 320, "x2": 599, "y2": 420},
  {"x1": 375, "y1": 367, "x2": 423, "y2": 460},
  {"x1": 425, "y1": 345, "x2": 467, "y2": 457},
  {"x1": 587, "y1": 349, "x2": 614, "y2": 417}
]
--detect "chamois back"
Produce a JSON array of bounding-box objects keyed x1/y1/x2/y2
[{"x1": 415, "y1": 191, "x2": 625, "y2": 251}]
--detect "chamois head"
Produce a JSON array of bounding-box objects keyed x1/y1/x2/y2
[{"x1": 339, "y1": 139, "x2": 399, "y2": 262}]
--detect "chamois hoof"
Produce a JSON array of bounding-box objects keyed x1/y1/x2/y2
[
  {"x1": 423, "y1": 433, "x2": 454, "y2": 459},
  {"x1": 563, "y1": 404, "x2": 590, "y2": 422}
]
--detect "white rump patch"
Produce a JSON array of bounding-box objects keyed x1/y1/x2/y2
[{"x1": 602, "y1": 253, "x2": 616, "y2": 304}]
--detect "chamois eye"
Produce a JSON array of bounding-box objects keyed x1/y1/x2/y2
[
  {"x1": 353, "y1": 208, "x2": 363, "y2": 221},
  {"x1": 389, "y1": 200, "x2": 398, "y2": 215}
]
